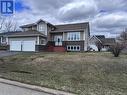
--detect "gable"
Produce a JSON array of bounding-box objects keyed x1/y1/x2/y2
[{"x1": 89, "y1": 36, "x2": 102, "y2": 44}]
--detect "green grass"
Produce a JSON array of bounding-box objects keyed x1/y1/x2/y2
[{"x1": 0, "y1": 52, "x2": 127, "y2": 95}]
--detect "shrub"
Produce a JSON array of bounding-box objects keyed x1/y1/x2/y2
[{"x1": 110, "y1": 43, "x2": 124, "y2": 57}]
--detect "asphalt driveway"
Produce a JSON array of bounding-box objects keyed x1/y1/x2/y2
[{"x1": 0, "y1": 51, "x2": 19, "y2": 57}]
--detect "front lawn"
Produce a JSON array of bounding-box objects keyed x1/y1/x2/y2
[{"x1": 0, "y1": 52, "x2": 127, "y2": 95}]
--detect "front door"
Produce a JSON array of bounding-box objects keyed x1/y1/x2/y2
[{"x1": 54, "y1": 35, "x2": 63, "y2": 46}]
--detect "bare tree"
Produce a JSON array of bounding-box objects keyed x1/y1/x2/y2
[
  {"x1": 4, "y1": 19, "x2": 13, "y2": 32},
  {"x1": 12, "y1": 21, "x2": 18, "y2": 32},
  {"x1": 119, "y1": 29, "x2": 127, "y2": 43},
  {"x1": 4, "y1": 18, "x2": 18, "y2": 32},
  {"x1": 0, "y1": 17, "x2": 5, "y2": 31},
  {"x1": 110, "y1": 29, "x2": 127, "y2": 57},
  {"x1": 110, "y1": 43, "x2": 124, "y2": 57}
]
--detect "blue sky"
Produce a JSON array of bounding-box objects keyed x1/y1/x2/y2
[
  {"x1": 1, "y1": 0, "x2": 127, "y2": 37},
  {"x1": 15, "y1": 0, "x2": 29, "y2": 12}
]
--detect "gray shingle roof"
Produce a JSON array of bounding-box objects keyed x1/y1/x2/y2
[
  {"x1": 95, "y1": 35, "x2": 105, "y2": 40},
  {"x1": 90, "y1": 35, "x2": 116, "y2": 46},
  {"x1": 20, "y1": 19, "x2": 54, "y2": 28},
  {"x1": 102, "y1": 38, "x2": 116, "y2": 45},
  {"x1": 50, "y1": 22, "x2": 89, "y2": 33},
  {"x1": 0, "y1": 31, "x2": 46, "y2": 37},
  {"x1": 20, "y1": 23, "x2": 36, "y2": 28}
]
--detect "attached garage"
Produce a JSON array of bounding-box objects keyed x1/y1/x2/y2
[
  {"x1": 9, "y1": 37, "x2": 37, "y2": 52},
  {"x1": 0, "y1": 31, "x2": 47, "y2": 52},
  {"x1": 10, "y1": 40, "x2": 36, "y2": 52}
]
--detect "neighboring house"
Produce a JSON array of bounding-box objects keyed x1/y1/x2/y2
[
  {"x1": 0, "y1": 19, "x2": 90, "y2": 52},
  {"x1": 89, "y1": 35, "x2": 105, "y2": 51},
  {"x1": 89, "y1": 35, "x2": 116, "y2": 51},
  {"x1": 102, "y1": 38, "x2": 116, "y2": 51},
  {"x1": 122, "y1": 43, "x2": 127, "y2": 54}
]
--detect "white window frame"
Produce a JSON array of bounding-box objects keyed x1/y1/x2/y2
[
  {"x1": 54, "y1": 35, "x2": 63, "y2": 46},
  {"x1": 67, "y1": 32, "x2": 80, "y2": 41},
  {"x1": 67, "y1": 45, "x2": 80, "y2": 51},
  {"x1": 37, "y1": 23, "x2": 46, "y2": 32},
  {"x1": 38, "y1": 24, "x2": 43, "y2": 31}
]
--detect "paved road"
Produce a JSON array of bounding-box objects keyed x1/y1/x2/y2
[
  {"x1": 0, "y1": 82, "x2": 51, "y2": 95},
  {"x1": 0, "y1": 51, "x2": 19, "y2": 57}
]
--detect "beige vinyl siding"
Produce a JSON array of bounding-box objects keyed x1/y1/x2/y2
[
  {"x1": 23, "y1": 27, "x2": 32, "y2": 31},
  {"x1": 63, "y1": 33, "x2": 67, "y2": 41},
  {"x1": 32, "y1": 26, "x2": 37, "y2": 31},
  {"x1": 80, "y1": 32, "x2": 84, "y2": 40}
]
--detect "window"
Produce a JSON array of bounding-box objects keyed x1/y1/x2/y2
[
  {"x1": 38, "y1": 23, "x2": 45, "y2": 32},
  {"x1": 67, "y1": 46, "x2": 70, "y2": 50},
  {"x1": 54, "y1": 35, "x2": 63, "y2": 46},
  {"x1": 67, "y1": 32, "x2": 80, "y2": 41},
  {"x1": 67, "y1": 45, "x2": 80, "y2": 51},
  {"x1": 40, "y1": 39, "x2": 46, "y2": 45},
  {"x1": 2, "y1": 37, "x2": 6, "y2": 42}
]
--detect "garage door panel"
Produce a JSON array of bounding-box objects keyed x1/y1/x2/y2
[
  {"x1": 10, "y1": 41, "x2": 22, "y2": 51},
  {"x1": 22, "y1": 41, "x2": 35, "y2": 51}
]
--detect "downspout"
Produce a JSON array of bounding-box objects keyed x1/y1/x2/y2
[
  {"x1": 84, "y1": 28, "x2": 88, "y2": 51},
  {"x1": 37, "y1": 36, "x2": 40, "y2": 45}
]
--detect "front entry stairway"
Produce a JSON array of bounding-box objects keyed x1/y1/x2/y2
[{"x1": 46, "y1": 41, "x2": 66, "y2": 52}]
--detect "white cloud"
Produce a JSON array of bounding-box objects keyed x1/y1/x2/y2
[
  {"x1": 96, "y1": 0, "x2": 127, "y2": 12},
  {"x1": 93, "y1": 12, "x2": 127, "y2": 30},
  {"x1": 93, "y1": 12, "x2": 127, "y2": 28},
  {"x1": 91, "y1": 12, "x2": 127, "y2": 37},
  {"x1": 1, "y1": 0, "x2": 127, "y2": 37},
  {"x1": 58, "y1": 0, "x2": 98, "y2": 21}
]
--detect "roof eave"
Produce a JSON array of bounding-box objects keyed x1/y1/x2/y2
[
  {"x1": 6, "y1": 34, "x2": 46, "y2": 38},
  {"x1": 50, "y1": 29, "x2": 85, "y2": 33}
]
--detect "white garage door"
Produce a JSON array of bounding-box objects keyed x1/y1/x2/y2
[
  {"x1": 22, "y1": 41, "x2": 35, "y2": 51},
  {"x1": 10, "y1": 40, "x2": 36, "y2": 52},
  {"x1": 10, "y1": 41, "x2": 22, "y2": 51}
]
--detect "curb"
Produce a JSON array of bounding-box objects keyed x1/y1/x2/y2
[{"x1": 0, "y1": 78, "x2": 76, "y2": 95}]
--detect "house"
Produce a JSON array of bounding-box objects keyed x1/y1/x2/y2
[
  {"x1": 0, "y1": 19, "x2": 90, "y2": 52},
  {"x1": 89, "y1": 35, "x2": 116, "y2": 51},
  {"x1": 102, "y1": 38, "x2": 116, "y2": 51},
  {"x1": 89, "y1": 35, "x2": 105, "y2": 51}
]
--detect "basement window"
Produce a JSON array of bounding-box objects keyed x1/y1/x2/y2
[{"x1": 67, "y1": 45, "x2": 80, "y2": 51}]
